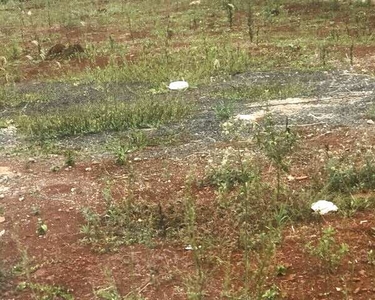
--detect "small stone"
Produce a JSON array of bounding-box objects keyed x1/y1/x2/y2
[
  {"x1": 367, "y1": 119, "x2": 375, "y2": 125},
  {"x1": 85, "y1": 167, "x2": 92, "y2": 172},
  {"x1": 69, "y1": 207, "x2": 74, "y2": 210},
  {"x1": 0, "y1": 230, "x2": 5, "y2": 237},
  {"x1": 71, "y1": 188, "x2": 76, "y2": 193},
  {"x1": 50, "y1": 166, "x2": 60, "y2": 172},
  {"x1": 134, "y1": 157, "x2": 142, "y2": 161},
  {"x1": 28, "y1": 158, "x2": 36, "y2": 163},
  {"x1": 0, "y1": 194, "x2": 4, "y2": 199},
  {"x1": 19, "y1": 196, "x2": 25, "y2": 201},
  {"x1": 0, "y1": 216, "x2": 5, "y2": 223},
  {"x1": 359, "y1": 270, "x2": 366, "y2": 276}
]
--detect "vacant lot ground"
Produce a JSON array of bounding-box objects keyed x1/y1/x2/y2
[{"x1": 2, "y1": 0, "x2": 375, "y2": 299}]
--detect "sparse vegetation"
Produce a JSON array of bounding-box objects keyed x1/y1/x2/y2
[
  {"x1": 306, "y1": 226, "x2": 349, "y2": 273},
  {"x1": 212, "y1": 82, "x2": 308, "y2": 103},
  {"x1": 3, "y1": 0, "x2": 375, "y2": 299},
  {"x1": 16, "y1": 97, "x2": 192, "y2": 139},
  {"x1": 326, "y1": 154, "x2": 375, "y2": 193}
]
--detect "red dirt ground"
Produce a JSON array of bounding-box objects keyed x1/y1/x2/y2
[{"x1": 1, "y1": 127, "x2": 375, "y2": 299}]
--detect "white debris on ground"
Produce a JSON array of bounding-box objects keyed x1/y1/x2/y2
[
  {"x1": 168, "y1": 81, "x2": 189, "y2": 90},
  {"x1": 311, "y1": 200, "x2": 338, "y2": 215},
  {"x1": 234, "y1": 110, "x2": 266, "y2": 122},
  {"x1": 0, "y1": 124, "x2": 18, "y2": 149},
  {"x1": 242, "y1": 92, "x2": 372, "y2": 123},
  {"x1": 189, "y1": 0, "x2": 201, "y2": 5},
  {"x1": 185, "y1": 244, "x2": 202, "y2": 251}
]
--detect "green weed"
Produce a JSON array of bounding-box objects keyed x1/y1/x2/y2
[
  {"x1": 17, "y1": 97, "x2": 192, "y2": 139},
  {"x1": 80, "y1": 190, "x2": 184, "y2": 252},
  {"x1": 16, "y1": 282, "x2": 74, "y2": 300},
  {"x1": 36, "y1": 218, "x2": 48, "y2": 236},
  {"x1": 255, "y1": 116, "x2": 297, "y2": 202},
  {"x1": 64, "y1": 150, "x2": 76, "y2": 167},
  {"x1": 326, "y1": 154, "x2": 375, "y2": 193},
  {"x1": 306, "y1": 226, "x2": 349, "y2": 273}
]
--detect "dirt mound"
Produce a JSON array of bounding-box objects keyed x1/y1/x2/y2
[{"x1": 46, "y1": 43, "x2": 84, "y2": 59}]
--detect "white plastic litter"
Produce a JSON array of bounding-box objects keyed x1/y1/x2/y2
[
  {"x1": 311, "y1": 200, "x2": 338, "y2": 215},
  {"x1": 185, "y1": 244, "x2": 201, "y2": 251},
  {"x1": 169, "y1": 81, "x2": 189, "y2": 90}
]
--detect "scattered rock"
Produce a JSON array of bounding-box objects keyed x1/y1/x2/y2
[
  {"x1": 0, "y1": 230, "x2": 5, "y2": 237},
  {"x1": 0, "y1": 216, "x2": 5, "y2": 223},
  {"x1": 85, "y1": 167, "x2": 92, "y2": 172},
  {"x1": 0, "y1": 187, "x2": 9, "y2": 193},
  {"x1": 311, "y1": 200, "x2": 338, "y2": 215},
  {"x1": 19, "y1": 196, "x2": 25, "y2": 201},
  {"x1": 0, "y1": 194, "x2": 4, "y2": 199}
]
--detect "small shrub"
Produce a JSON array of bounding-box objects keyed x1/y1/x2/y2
[
  {"x1": 255, "y1": 116, "x2": 297, "y2": 201},
  {"x1": 204, "y1": 149, "x2": 256, "y2": 193},
  {"x1": 326, "y1": 155, "x2": 375, "y2": 193},
  {"x1": 214, "y1": 100, "x2": 233, "y2": 121},
  {"x1": 64, "y1": 150, "x2": 76, "y2": 167},
  {"x1": 36, "y1": 218, "x2": 48, "y2": 236},
  {"x1": 306, "y1": 226, "x2": 349, "y2": 273},
  {"x1": 337, "y1": 195, "x2": 374, "y2": 217},
  {"x1": 80, "y1": 191, "x2": 184, "y2": 252},
  {"x1": 114, "y1": 145, "x2": 128, "y2": 166}
]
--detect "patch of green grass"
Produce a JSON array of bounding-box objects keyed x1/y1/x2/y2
[
  {"x1": 336, "y1": 195, "x2": 375, "y2": 217},
  {"x1": 214, "y1": 100, "x2": 234, "y2": 121},
  {"x1": 80, "y1": 190, "x2": 184, "y2": 252},
  {"x1": 16, "y1": 96, "x2": 193, "y2": 139},
  {"x1": 326, "y1": 154, "x2": 375, "y2": 193},
  {"x1": 212, "y1": 82, "x2": 308, "y2": 103},
  {"x1": 366, "y1": 104, "x2": 375, "y2": 120},
  {"x1": 0, "y1": 87, "x2": 49, "y2": 109},
  {"x1": 82, "y1": 40, "x2": 254, "y2": 86},
  {"x1": 306, "y1": 226, "x2": 349, "y2": 273},
  {"x1": 0, "y1": 262, "x2": 11, "y2": 293},
  {"x1": 16, "y1": 282, "x2": 74, "y2": 300}
]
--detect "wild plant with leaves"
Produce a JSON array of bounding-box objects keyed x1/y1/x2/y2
[{"x1": 255, "y1": 116, "x2": 297, "y2": 202}]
